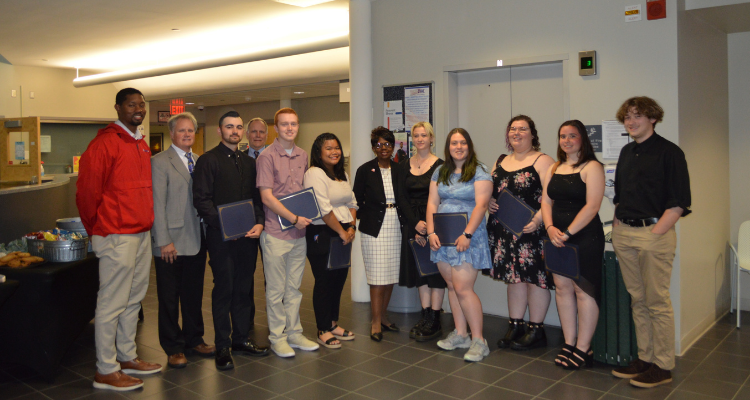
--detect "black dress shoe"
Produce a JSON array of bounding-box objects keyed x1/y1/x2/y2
[
  {"x1": 370, "y1": 331, "x2": 383, "y2": 342},
  {"x1": 231, "y1": 339, "x2": 269, "y2": 357},
  {"x1": 498, "y1": 318, "x2": 526, "y2": 349},
  {"x1": 381, "y1": 323, "x2": 399, "y2": 332},
  {"x1": 215, "y1": 348, "x2": 234, "y2": 370},
  {"x1": 510, "y1": 322, "x2": 547, "y2": 351}
]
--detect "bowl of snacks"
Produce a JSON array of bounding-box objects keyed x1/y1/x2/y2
[{"x1": 25, "y1": 229, "x2": 89, "y2": 263}]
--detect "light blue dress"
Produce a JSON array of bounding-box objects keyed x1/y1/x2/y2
[{"x1": 430, "y1": 164, "x2": 492, "y2": 269}]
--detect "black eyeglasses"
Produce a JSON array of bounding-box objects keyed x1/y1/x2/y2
[{"x1": 374, "y1": 143, "x2": 394, "y2": 149}]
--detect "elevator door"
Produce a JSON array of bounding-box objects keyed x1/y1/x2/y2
[{"x1": 455, "y1": 61, "x2": 565, "y2": 326}]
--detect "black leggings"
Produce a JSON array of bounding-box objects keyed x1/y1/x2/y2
[{"x1": 306, "y1": 224, "x2": 350, "y2": 331}]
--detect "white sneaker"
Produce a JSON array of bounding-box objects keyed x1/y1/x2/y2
[
  {"x1": 287, "y1": 334, "x2": 320, "y2": 351},
  {"x1": 271, "y1": 340, "x2": 295, "y2": 358},
  {"x1": 437, "y1": 330, "x2": 471, "y2": 351},
  {"x1": 464, "y1": 338, "x2": 490, "y2": 362}
]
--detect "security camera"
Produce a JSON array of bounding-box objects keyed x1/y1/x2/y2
[{"x1": 198, "y1": 105, "x2": 205, "y2": 111}]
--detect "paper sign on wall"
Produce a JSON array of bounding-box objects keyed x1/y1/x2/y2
[
  {"x1": 404, "y1": 86, "x2": 430, "y2": 131},
  {"x1": 602, "y1": 120, "x2": 630, "y2": 159},
  {"x1": 384, "y1": 101, "x2": 404, "y2": 131}
]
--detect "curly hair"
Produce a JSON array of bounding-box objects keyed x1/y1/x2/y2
[
  {"x1": 615, "y1": 96, "x2": 664, "y2": 128},
  {"x1": 370, "y1": 126, "x2": 395, "y2": 147}
]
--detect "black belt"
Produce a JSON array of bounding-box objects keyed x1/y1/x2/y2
[
  {"x1": 619, "y1": 217, "x2": 659, "y2": 227},
  {"x1": 385, "y1": 203, "x2": 397, "y2": 209}
]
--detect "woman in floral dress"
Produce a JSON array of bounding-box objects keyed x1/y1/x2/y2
[{"x1": 487, "y1": 115, "x2": 555, "y2": 351}]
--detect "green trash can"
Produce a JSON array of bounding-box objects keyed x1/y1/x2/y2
[{"x1": 592, "y1": 251, "x2": 638, "y2": 366}]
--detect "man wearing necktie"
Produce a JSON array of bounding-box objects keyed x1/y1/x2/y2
[
  {"x1": 193, "y1": 111, "x2": 269, "y2": 370},
  {"x1": 151, "y1": 112, "x2": 214, "y2": 370},
  {"x1": 246, "y1": 117, "x2": 269, "y2": 159}
]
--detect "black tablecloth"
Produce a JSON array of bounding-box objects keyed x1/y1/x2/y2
[
  {"x1": 0, "y1": 254, "x2": 99, "y2": 379},
  {"x1": 0, "y1": 279, "x2": 20, "y2": 308}
]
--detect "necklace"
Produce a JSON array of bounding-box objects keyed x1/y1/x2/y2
[{"x1": 413, "y1": 154, "x2": 431, "y2": 170}]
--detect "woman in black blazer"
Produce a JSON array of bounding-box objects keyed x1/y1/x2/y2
[{"x1": 353, "y1": 126, "x2": 403, "y2": 341}]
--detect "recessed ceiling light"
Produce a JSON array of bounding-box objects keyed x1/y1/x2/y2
[
  {"x1": 294, "y1": 91, "x2": 305, "y2": 94},
  {"x1": 273, "y1": 0, "x2": 334, "y2": 7},
  {"x1": 172, "y1": 28, "x2": 180, "y2": 31}
]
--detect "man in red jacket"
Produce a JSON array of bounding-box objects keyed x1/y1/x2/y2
[{"x1": 77, "y1": 88, "x2": 162, "y2": 391}]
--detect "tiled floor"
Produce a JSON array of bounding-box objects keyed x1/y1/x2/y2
[{"x1": 1, "y1": 258, "x2": 749, "y2": 400}]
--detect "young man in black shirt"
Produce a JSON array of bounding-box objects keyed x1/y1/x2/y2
[
  {"x1": 192, "y1": 111, "x2": 269, "y2": 370},
  {"x1": 610, "y1": 97, "x2": 691, "y2": 388}
]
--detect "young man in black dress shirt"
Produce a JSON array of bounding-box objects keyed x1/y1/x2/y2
[
  {"x1": 610, "y1": 97, "x2": 691, "y2": 388},
  {"x1": 192, "y1": 111, "x2": 269, "y2": 370}
]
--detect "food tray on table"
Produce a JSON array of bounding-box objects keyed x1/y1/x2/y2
[{"x1": 0, "y1": 252, "x2": 47, "y2": 269}]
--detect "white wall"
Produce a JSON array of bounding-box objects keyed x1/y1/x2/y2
[
  {"x1": 0, "y1": 65, "x2": 120, "y2": 120},
  {"x1": 729, "y1": 32, "x2": 750, "y2": 307},
  {"x1": 677, "y1": 5, "x2": 730, "y2": 351}
]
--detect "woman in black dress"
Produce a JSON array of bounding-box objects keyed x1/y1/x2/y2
[
  {"x1": 487, "y1": 115, "x2": 555, "y2": 351},
  {"x1": 397, "y1": 122, "x2": 445, "y2": 341},
  {"x1": 541, "y1": 120, "x2": 605, "y2": 369}
]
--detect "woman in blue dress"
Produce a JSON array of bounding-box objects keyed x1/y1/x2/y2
[{"x1": 426, "y1": 128, "x2": 493, "y2": 362}]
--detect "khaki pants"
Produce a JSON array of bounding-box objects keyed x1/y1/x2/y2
[
  {"x1": 92, "y1": 232, "x2": 151, "y2": 374},
  {"x1": 612, "y1": 224, "x2": 676, "y2": 370},
  {"x1": 260, "y1": 232, "x2": 306, "y2": 344}
]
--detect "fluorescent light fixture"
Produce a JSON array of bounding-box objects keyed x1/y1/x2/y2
[
  {"x1": 273, "y1": 0, "x2": 335, "y2": 7},
  {"x1": 185, "y1": 102, "x2": 195, "y2": 105},
  {"x1": 293, "y1": 91, "x2": 305, "y2": 94},
  {"x1": 73, "y1": 32, "x2": 348, "y2": 87}
]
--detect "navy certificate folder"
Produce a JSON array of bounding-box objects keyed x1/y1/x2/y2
[
  {"x1": 495, "y1": 188, "x2": 536, "y2": 238},
  {"x1": 433, "y1": 212, "x2": 468, "y2": 246},
  {"x1": 217, "y1": 199, "x2": 256, "y2": 241},
  {"x1": 543, "y1": 239, "x2": 580, "y2": 280},
  {"x1": 409, "y1": 239, "x2": 439, "y2": 276},
  {"x1": 327, "y1": 237, "x2": 352, "y2": 270},
  {"x1": 278, "y1": 187, "x2": 323, "y2": 231}
]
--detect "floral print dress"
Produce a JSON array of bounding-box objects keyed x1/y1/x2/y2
[{"x1": 487, "y1": 154, "x2": 553, "y2": 289}]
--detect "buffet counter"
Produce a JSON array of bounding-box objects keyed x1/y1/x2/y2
[{"x1": 0, "y1": 254, "x2": 98, "y2": 379}]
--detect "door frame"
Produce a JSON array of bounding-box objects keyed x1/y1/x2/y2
[{"x1": 442, "y1": 53, "x2": 570, "y2": 141}]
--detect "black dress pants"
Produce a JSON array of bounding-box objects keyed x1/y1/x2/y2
[
  {"x1": 154, "y1": 243, "x2": 207, "y2": 356},
  {"x1": 306, "y1": 224, "x2": 349, "y2": 332},
  {"x1": 206, "y1": 228, "x2": 258, "y2": 349}
]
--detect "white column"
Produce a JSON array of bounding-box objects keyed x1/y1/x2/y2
[{"x1": 349, "y1": 0, "x2": 373, "y2": 302}]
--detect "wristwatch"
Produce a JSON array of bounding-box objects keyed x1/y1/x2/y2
[
  {"x1": 462, "y1": 232, "x2": 473, "y2": 239},
  {"x1": 563, "y1": 229, "x2": 572, "y2": 237},
  {"x1": 348, "y1": 225, "x2": 357, "y2": 231}
]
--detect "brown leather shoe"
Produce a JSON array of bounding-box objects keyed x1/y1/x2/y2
[
  {"x1": 118, "y1": 357, "x2": 163, "y2": 375},
  {"x1": 167, "y1": 353, "x2": 187, "y2": 369},
  {"x1": 612, "y1": 359, "x2": 653, "y2": 379},
  {"x1": 188, "y1": 343, "x2": 216, "y2": 357},
  {"x1": 93, "y1": 371, "x2": 144, "y2": 391},
  {"x1": 630, "y1": 364, "x2": 672, "y2": 388}
]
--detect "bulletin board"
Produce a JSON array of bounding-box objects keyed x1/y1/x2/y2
[{"x1": 383, "y1": 82, "x2": 434, "y2": 132}]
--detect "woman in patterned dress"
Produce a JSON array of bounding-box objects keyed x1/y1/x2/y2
[
  {"x1": 487, "y1": 115, "x2": 555, "y2": 350},
  {"x1": 353, "y1": 126, "x2": 403, "y2": 342},
  {"x1": 426, "y1": 128, "x2": 493, "y2": 362}
]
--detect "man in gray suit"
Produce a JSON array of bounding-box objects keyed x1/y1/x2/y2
[{"x1": 152, "y1": 112, "x2": 215, "y2": 369}]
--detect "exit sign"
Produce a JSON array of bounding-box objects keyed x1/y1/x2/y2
[{"x1": 170, "y1": 98, "x2": 185, "y2": 115}]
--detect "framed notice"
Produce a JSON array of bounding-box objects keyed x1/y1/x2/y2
[{"x1": 158, "y1": 111, "x2": 170, "y2": 123}]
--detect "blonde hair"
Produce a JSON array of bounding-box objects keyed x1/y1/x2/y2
[{"x1": 411, "y1": 121, "x2": 435, "y2": 153}]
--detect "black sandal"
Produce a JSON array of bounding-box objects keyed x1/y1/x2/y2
[
  {"x1": 317, "y1": 331, "x2": 341, "y2": 349},
  {"x1": 330, "y1": 325, "x2": 355, "y2": 341},
  {"x1": 554, "y1": 343, "x2": 575, "y2": 367},
  {"x1": 562, "y1": 347, "x2": 593, "y2": 370}
]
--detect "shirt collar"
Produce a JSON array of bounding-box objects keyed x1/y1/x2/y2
[
  {"x1": 633, "y1": 131, "x2": 660, "y2": 151},
  {"x1": 270, "y1": 138, "x2": 301, "y2": 158},
  {"x1": 171, "y1": 144, "x2": 190, "y2": 158},
  {"x1": 114, "y1": 120, "x2": 143, "y2": 140},
  {"x1": 218, "y1": 142, "x2": 239, "y2": 156}
]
